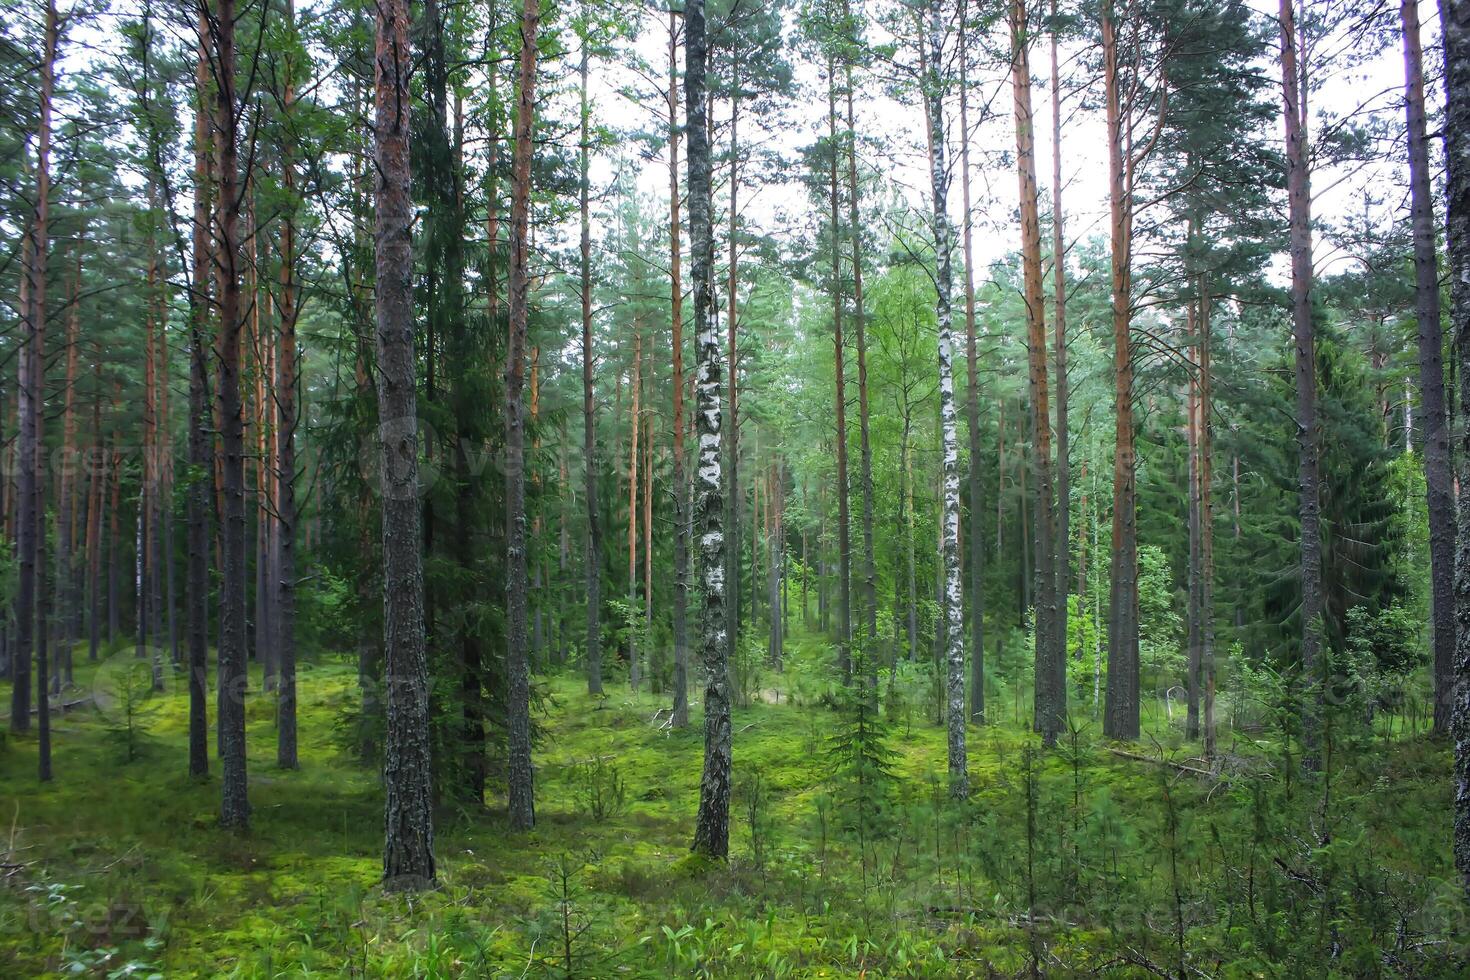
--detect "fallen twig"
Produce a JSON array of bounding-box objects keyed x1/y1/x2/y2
[{"x1": 1108, "y1": 748, "x2": 1214, "y2": 778}]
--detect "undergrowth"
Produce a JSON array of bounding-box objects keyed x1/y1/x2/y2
[{"x1": 0, "y1": 633, "x2": 1465, "y2": 977}]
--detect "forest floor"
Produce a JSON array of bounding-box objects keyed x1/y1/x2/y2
[{"x1": 0, "y1": 632, "x2": 1466, "y2": 978}]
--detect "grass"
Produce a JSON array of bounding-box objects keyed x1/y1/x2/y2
[{"x1": 0, "y1": 631, "x2": 1466, "y2": 978}]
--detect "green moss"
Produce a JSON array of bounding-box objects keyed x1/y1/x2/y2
[{"x1": 0, "y1": 636, "x2": 1465, "y2": 977}]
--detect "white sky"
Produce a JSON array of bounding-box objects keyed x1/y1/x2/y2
[
  {"x1": 43, "y1": 0, "x2": 1432, "y2": 302},
  {"x1": 585, "y1": 0, "x2": 1428, "y2": 292}
]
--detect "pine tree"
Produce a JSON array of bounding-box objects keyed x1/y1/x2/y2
[
  {"x1": 958, "y1": 0, "x2": 986, "y2": 723},
  {"x1": 1439, "y1": 0, "x2": 1470, "y2": 898},
  {"x1": 579, "y1": 18, "x2": 604, "y2": 699},
  {"x1": 207, "y1": 0, "x2": 250, "y2": 827},
  {"x1": 505, "y1": 0, "x2": 541, "y2": 832},
  {"x1": 187, "y1": 10, "x2": 212, "y2": 779},
  {"x1": 374, "y1": 0, "x2": 435, "y2": 888},
  {"x1": 1010, "y1": 0, "x2": 1062, "y2": 744},
  {"x1": 1279, "y1": 0, "x2": 1325, "y2": 768},
  {"x1": 1398, "y1": 0, "x2": 1453, "y2": 734}
]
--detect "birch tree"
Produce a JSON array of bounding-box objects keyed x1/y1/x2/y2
[
  {"x1": 924, "y1": 0, "x2": 968, "y2": 798},
  {"x1": 689, "y1": 0, "x2": 733, "y2": 859}
]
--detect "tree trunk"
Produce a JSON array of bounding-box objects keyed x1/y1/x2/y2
[
  {"x1": 35, "y1": 326, "x2": 50, "y2": 778},
  {"x1": 1280, "y1": 0, "x2": 1324, "y2": 768},
  {"x1": 627, "y1": 324, "x2": 642, "y2": 691},
  {"x1": 1048, "y1": 0, "x2": 1070, "y2": 710},
  {"x1": 826, "y1": 60, "x2": 852, "y2": 687},
  {"x1": 144, "y1": 252, "x2": 163, "y2": 691},
  {"x1": 926, "y1": 0, "x2": 968, "y2": 798},
  {"x1": 842, "y1": 0, "x2": 878, "y2": 682},
  {"x1": 160, "y1": 325, "x2": 178, "y2": 673},
  {"x1": 959, "y1": 1, "x2": 986, "y2": 723},
  {"x1": 1400, "y1": 0, "x2": 1454, "y2": 733},
  {"x1": 579, "y1": 39, "x2": 603, "y2": 699},
  {"x1": 768, "y1": 461, "x2": 784, "y2": 670},
  {"x1": 505, "y1": 0, "x2": 541, "y2": 832},
  {"x1": 108, "y1": 446, "x2": 121, "y2": 647},
  {"x1": 87, "y1": 406, "x2": 104, "y2": 666},
  {"x1": 1438, "y1": 0, "x2": 1470, "y2": 898},
  {"x1": 11, "y1": 12, "x2": 48, "y2": 735},
  {"x1": 1200, "y1": 282, "x2": 1217, "y2": 760},
  {"x1": 1186, "y1": 303, "x2": 1202, "y2": 741},
  {"x1": 668, "y1": 11, "x2": 690, "y2": 726},
  {"x1": 207, "y1": 0, "x2": 251, "y2": 826},
  {"x1": 643, "y1": 398, "x2": 654, "y2": 683},
  {"x1": 276, "y1": 0, "x2": 301, "y2": 769},
  {"x1": 727, "y1": 67, "x2": 743, "y2": 675},
  {"x1": 1102, "y1": 3, "x2": 1140, "y2": 741},
  {"x1": 688, "y1": 0, "x2": 732, "y2": 859},
  {"x1": 374, "y1": 0, "x2": 435, "y2": 886},
  {"x1": 902, "y1": 416, "x2": 918, "y2": 663},
  {"x1": 1011, "y1": 0, "x2": 1061, "y2": 745},
  {"x1": 188, "y1": 17, "x2": 212, "y2": 778},
  {"x1": 58, "y1": 252, "x2": 80, "y2": 691},
  {"x1": 254, "y1": 233, "x2": 277, "y2": 694}
]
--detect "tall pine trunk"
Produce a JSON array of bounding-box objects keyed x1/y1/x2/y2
[
  {"x1": 86, "y1": 395, "x2": 104, "y2": 666},
  {"x1": 959, "y1": 2, "x2": 986, "y2": 723},
  {"x1": 1200, "y1": 283, "x2": 1217, "y2": 760},
  {"x1": 1101, "y1": 3, "x2": 1140, "y2": 741},
  {"x1": 209, "y1": 0, "x2": 250, "y2": 826},
  {"x1": 579, "y1": 38, "x2": 603, "y2": 699},
  {"x1": 1280, "y1": 0, "x2": 1324, "y2": 768},
  {"x1": 826, "y1": 61, "x2": 852, "y2": 686},
  {"x1": 627, "y1": 325, "x2": 642, "y2": 691},
  {"x1": 1048, "y1": 0, "x2": 1070, "y2": 703},
  {"x1": 374, "y1": 0, "x2": 435, "y2": 887},
  {"x1": 504, "y1": 0, "x2": 540, "y2": 831},
  {"x1": 1400, "y1": 0, "x2": 1453, "y2": 733},
  {"x1": 187, "y1": 18, "x2": 212, "y2": 778},
  {"x1": 1011, "y1": 0, "x2": 1061, "y2": 744},
  {"x1": 1439, "y1": 0, "x2": 1470, "y2": 898},
  {"x1": 13, "y1": 6, "x2": 59, "y2": 741},
  {"x1": 768, "y1": 461, "x2": 784, "y2": 670},
  {"x1": 58, "y1": 254, "x2": 80, "y2": 690},
  {"x1": 275, "y1": 0, "x2": 301, "y2": 769},
  {"x1": 843, "y1": 26, "x2": 878, "y2": 687},
  {"x1": 1186, "y1": 305, "x2": 1202, "y2": 741}
]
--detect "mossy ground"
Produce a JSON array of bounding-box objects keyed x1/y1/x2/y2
[{"x1": 0, "y1": 632, "x2": 1465, "y2": 978}]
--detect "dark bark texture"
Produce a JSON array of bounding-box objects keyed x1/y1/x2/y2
[
  {"x1": 210, "y1": 0, "x2": 250, "y2": 828},
  {"x1": 374, "y1": 0, "x2": 436, "y2": 888},
  {"x1": 504, "y1": 0, "x2": 541, "y2": 832},
  {"x1": 1440, "y1": 0, "x2": 1470, "y2": 899},
  {"x1": 1400, "y1": 0, "x2": 1453, "y2": 734},
  {"x1": 1280, "y1": 0, "x2": 1324, "y2": 768}
]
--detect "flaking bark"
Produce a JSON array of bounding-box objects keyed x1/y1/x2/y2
[{"x1": 374, "y1": 0, "x2": 436, "y2": 887}]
